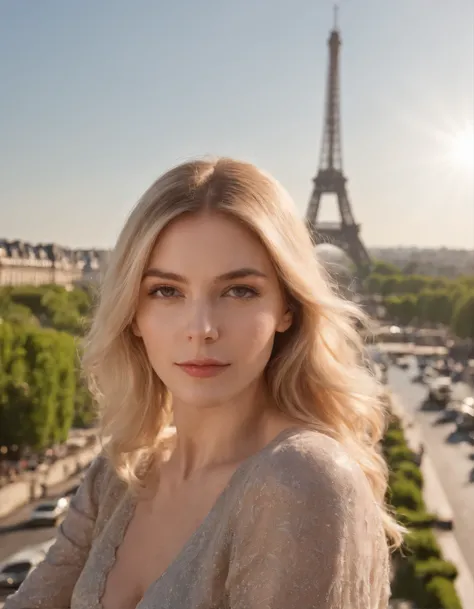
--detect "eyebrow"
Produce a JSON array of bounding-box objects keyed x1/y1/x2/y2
[{"x1": 142, "y1": 267, "x2": 268, "y2": 283}]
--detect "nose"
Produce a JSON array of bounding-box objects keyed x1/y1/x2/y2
[{"x1": 185, "y1": 299, "x2": 219, "y2": 343}]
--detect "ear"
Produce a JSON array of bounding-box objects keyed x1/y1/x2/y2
[
  {"x1": 276, "y1": 308, "x2": 293, "y2": 333},
  {"x1": 131, "y1": 319, "x2": 142, "y2": 338}
]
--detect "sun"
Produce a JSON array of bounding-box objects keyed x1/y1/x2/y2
[{"x1": 447, "y1": 124, "x2": 474, "y2": 173}]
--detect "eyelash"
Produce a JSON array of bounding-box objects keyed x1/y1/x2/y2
[{"x1": 147, "y1": 285, "x2": 260, "y2": 299}]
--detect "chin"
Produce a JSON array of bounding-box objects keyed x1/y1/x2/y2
[
  {"x1": 172, "y1": 389, "x2": 235, "y2": 410},
  {"x1": 164, "y1": 367, "x2": 266, "y2": 410},
  {"x1": 168, "y1": 376, "x2": 249, "y2": 410}
]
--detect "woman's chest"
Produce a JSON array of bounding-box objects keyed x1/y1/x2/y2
[
  {"x1": 102, "y1": 491, "x2": 224, "y2": 608},
  {"x1": 70, "y1": 487, "x2": 233, "y2": 609}
]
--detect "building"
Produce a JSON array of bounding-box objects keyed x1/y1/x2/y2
[
  {"x1": 0, "y1": 239, "x2": 108, "y2": 289},
  {"x1": 369, "y1": 247, "x2": 474, "y2": 277}
]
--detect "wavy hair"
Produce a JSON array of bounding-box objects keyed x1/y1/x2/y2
[{"x1": 82, "y1": 157, "x2": 404, "y2": 548}]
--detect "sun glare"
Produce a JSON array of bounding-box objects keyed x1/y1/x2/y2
[{"x1": 447, "y1": 124, "x2": 474, "y2": 173}]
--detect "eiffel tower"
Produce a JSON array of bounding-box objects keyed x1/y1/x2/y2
[{"x1": 305, "y1": 7, "x2": 371, "y2": 276}]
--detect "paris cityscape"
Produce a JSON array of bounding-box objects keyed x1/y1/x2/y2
[{"x1": 1, "y1": 2, "x2": 473, "y2": 608}]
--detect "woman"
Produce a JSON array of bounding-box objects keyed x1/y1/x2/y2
[{"x1": 6, "y1": 158, "x2": 402, "y2": 609}]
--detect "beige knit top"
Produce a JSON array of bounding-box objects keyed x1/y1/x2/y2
[{"x1": 5, "y1": 428, "x2": 391, "y2": 609}]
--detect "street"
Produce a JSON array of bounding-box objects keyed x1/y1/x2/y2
[
  {"x1": 388, "y1": 361, "x2": 474, "y2": 579},
  {"x1": 0, "y1": 472, "x2": 84, "y2": 606}
]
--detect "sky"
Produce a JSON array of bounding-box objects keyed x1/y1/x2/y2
[{"x1": 0, "y1": 0, "x2": 473, "y2": 250}]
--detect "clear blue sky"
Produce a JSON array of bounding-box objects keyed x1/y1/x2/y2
[{"x1": 1, "y1": 0, "x2": 473, "y2": 249}]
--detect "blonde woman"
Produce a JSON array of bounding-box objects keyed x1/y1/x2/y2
[{"x1": 6, "y1": 158, "x2": 402, "y2": 609}]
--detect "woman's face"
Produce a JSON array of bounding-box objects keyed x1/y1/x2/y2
[{"x1": 134, "y1": 213, "x2": 292, "y2": 410}]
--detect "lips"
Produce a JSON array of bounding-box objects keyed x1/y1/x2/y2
[{"x1": 176, "y1": 360, "x2": 230, "y2": 379}]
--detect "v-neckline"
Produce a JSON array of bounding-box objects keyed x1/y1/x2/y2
[{"x1": 98, "y1": 425, "x2": 307, "y2": 609}]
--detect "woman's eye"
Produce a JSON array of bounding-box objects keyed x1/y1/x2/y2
[
  {"x1": 225, "y1": 286, "x2": 259, "y2": 299},
  {"x1": 149, "y1": 285, "x2": 181, "y2": 298}
]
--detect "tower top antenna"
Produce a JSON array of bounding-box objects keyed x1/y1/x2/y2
[{"x1": 333, "y1": 3, "x2": 339, "y2": 29}]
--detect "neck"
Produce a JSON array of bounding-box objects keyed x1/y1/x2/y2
[{"x1": 167, "y1": 381, "x2": 274, "y2": 480}]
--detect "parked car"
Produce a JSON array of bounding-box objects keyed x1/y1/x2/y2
[
  {"x1": 427, "y1": 376, "x2": 453, "y2": 406},
  {"x1": 396, "y1": 355, "x2": 411, "y2": 370},
  {"x1": 0, "y1": 540, "x2": 54, "y2": 589},
  {"x1": 29, "y1": 497, "x2": 69, "y2": 526},
  {"x1": 422, "y1": 366, "x2": 438, "y2": 384},
  {"x1": 417, "y1": 356, "x2": 428, "y2": 371},
  {"x1": 456, "y1": 397, "x2": 474, "y2": 433}
]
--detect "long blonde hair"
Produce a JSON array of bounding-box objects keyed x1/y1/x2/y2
[{"x1": 83, "y1": 157, "x2": 403, "y2": 548}]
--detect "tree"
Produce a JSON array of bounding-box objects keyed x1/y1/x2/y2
[
  {"x1": 50, "y1": 332, "x2": 76, "y2": 444},
  {"x1": 396, "y1": 276, "x2": 430, "y2": 294},
  {"x1": 8, "y1": 287, "x2": 46, "y2": 318},
  {"x1": 457, "y1": 276, "x2": 474, "y2": 289},
  {"x1": 417, "y1": 290, "x2": 453, "y2": 325},
  {"x1": 380, "y1": 275, "x2": 403, "y2": 297},
  {"x1": 0, "y1": 300, "x2": 39, "y2": 326},
  {"x1": 385, "y1": 295, "x2": 418, "y2": 325},
  {"x1": 0, "y1": 322, "x2": 76, "y2": 453},
  {"x1": 452, "y1": 292, "x2": 474, "y2": 340},
  {"x1": 1, "y1": 285, "x2": 94, "y2": 336},
  {"x1": 372, "y1": 260, "x2": 401, "y2": 275},
  {"x1": 41, "y1": 289, "x2": 84, "y2": 334},
  {"x1": 72, "y1": 345, "x2": 97, "y2": 428},
  {"x1": 73, "y1": 371, "x2": 97, "y2": 428},
  {"x1": 365, "y1": 274, "x2": 384, "y2": 294}
]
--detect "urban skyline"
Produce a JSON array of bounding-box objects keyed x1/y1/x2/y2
[{"x1": 1, "y1": 0, "x2": 473, "y2": 250}]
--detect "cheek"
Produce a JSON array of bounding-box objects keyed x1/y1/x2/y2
[
  {"x1": 232, "y1": 309, "x2": 279, "y2": 354},
  {"x1": 135, "y1": 309, "x2": 171, "y2": 357}
]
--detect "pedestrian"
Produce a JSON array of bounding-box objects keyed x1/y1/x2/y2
[{"x1": 5, "y1": 158, "x2": 403, "y2": 609}]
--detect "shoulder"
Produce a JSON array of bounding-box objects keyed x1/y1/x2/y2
[
  {"x1": 242, "y1": 428, "x2": 375, "y2": 513},
  {"x1": 229, "y1": 428, "x2": 386, "y2": 555},
  {"x1": 226, "y1": 429, "x2": 391, "y2": 608},
  {"x1": 86, "y1": 451, "x2": 111, "y2": 480},
  {"x1": 76, "y1": 450, "x2": 125, "y2": 510},
  {"x1": 84, "y1": 451, "x2": 115, "y2": 489}
]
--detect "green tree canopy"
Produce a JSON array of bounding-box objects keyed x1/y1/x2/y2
[
  {"x1": 0, "y1": 322, "x2": 76, "y2": 453},
  {"x1": 452, "y1": 292, "x2": 474, "y2": 340}
]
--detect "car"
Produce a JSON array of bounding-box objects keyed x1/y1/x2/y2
[
  {"x1": 0, "y1": 540, "x2": 54, "y2": 589},
  {"x1": 427, "y1": 376, "x2": 453, "y2": 406},
  {"x1": 422, "y1": 366, "x2": 437, "y2": 383},
  {"x1": 435, "y1": 402, "x2": 461, "y2": 424},
  {"x1": 29, "y1": 497, "x2": 70, "y2": 526},
  {"x1": 456, "y1": 397, "x2": 474, "y2": 433},
  {"x1": 395, "y1": 355, "x2": 411, "y2": 370},
  {"x1": 417, "y1": 356, "x2": 428, "y2": 371}
]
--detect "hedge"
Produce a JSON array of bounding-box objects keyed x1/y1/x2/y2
[
  {"x1": 404, "y1": 529, "x2": 442, "y2": 561},
  {"x1": 396, "y1": 508, "x2": 437, "y2": 529},
  {"x1": 384, "y1": 410, "x2": 462, "y2": 609},
  {"x1": 415, "y1": 559, "x2": 458, "y2": 582},
  {"x1": 384, "y1": 428, "x2": 406, "y2": 448},
  {"x1": 385, "y1": 444, "x2": 418, "y2": 466},
  {"x1": 395, "y1": 461, "x2": 424, "y2": 488},
  {"x1": 390, "y1": 478, "x2": 425, "y2": 512},
  {"x1": 426, "y1": 576, "x2": 463, "y2": 609}
]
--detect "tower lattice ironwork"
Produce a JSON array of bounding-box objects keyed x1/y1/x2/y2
[{"x1": 305, "y1": 7, "x2": 371, "y2": 275}]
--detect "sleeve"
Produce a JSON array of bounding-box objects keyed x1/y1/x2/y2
[
  {"x1": 4, "y1": 454, "x2": 107, "y2": 609},
  {"x1": 225, "y1": 447, "x2": 391, "y2": 609}
]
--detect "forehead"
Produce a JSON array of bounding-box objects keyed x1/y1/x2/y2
[{"x1": 147, "y1": 213, "x2": 275, "y2": 275}]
